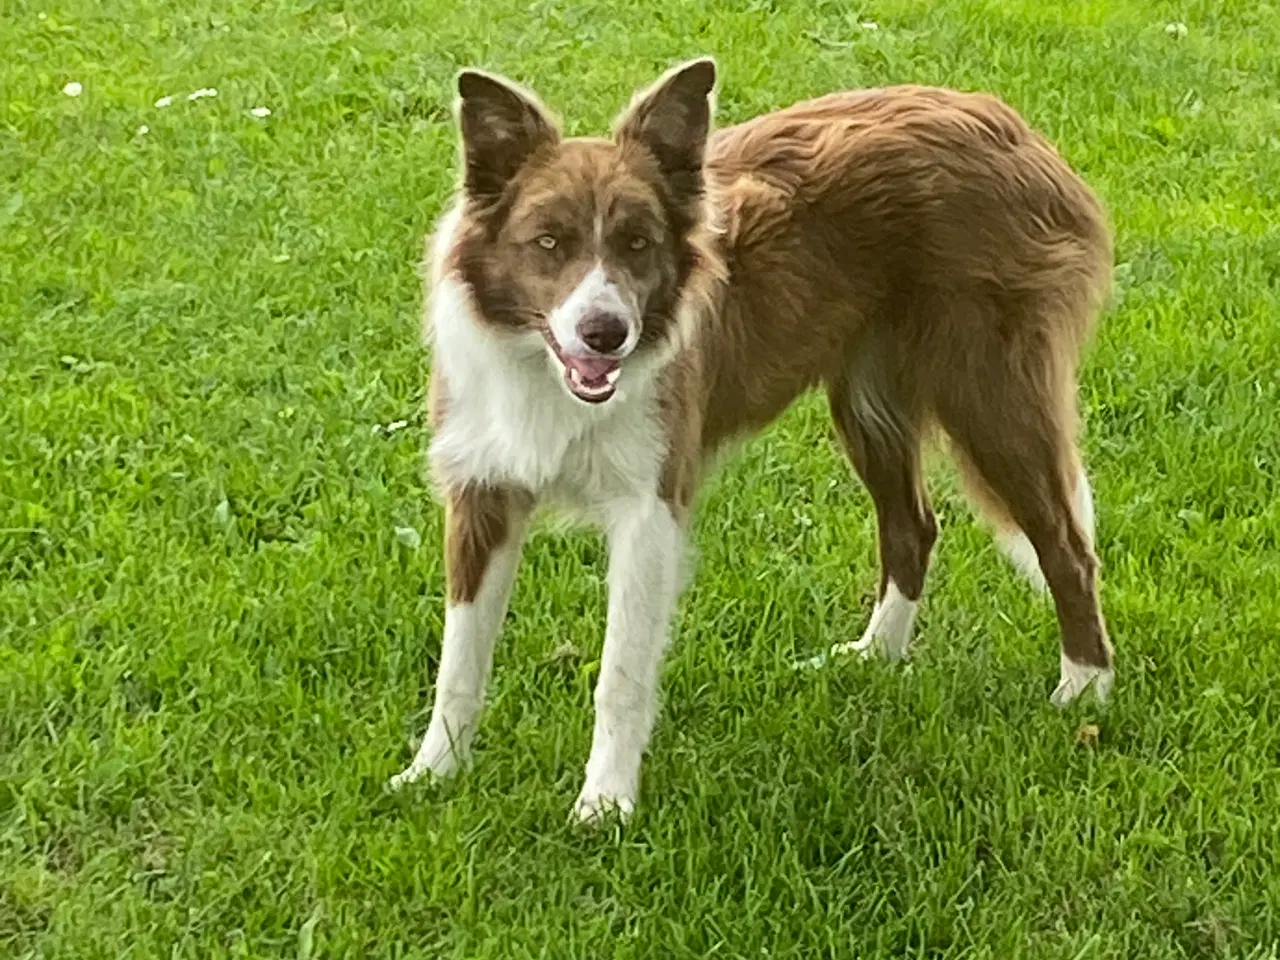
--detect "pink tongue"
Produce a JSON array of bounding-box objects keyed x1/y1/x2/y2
[{"x1": 564, "y1": 354, "x2": 618, "y2": 382}]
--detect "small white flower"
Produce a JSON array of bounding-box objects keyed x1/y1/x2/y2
[
  {"x1": 1165, "y1": 21, "x2": 1188, "y2": 38},
  {"x1": 155, "y1": 95, "x2": 174, "y2": 108},
  {"x1": 859, "y1": 20, "x2": 879, "y2": 31},
  {"x1": 797, "y1": 649, "x2": 830, "y2": 671},
  {"x1": 187, "y1": 87, "x2": 218, "y2": 101},
  {"x1": 137, "y1": 124, "x2": 149, "y2": 135},
  {"x1": 213, "y1": 499, "x2": 232, "y2": 527},
  {"x1": 62, "y1": 81, "x2": 83, "y2": 97},
  {"x1": 394, "y1": 525, "x2": 422, "y2": 550},
  {"x1": 249, "y1": 106, "x2": 272, "y2": 118},
  {"x1": 385, "y1": 419, "x2": 408, "y2": 434}
]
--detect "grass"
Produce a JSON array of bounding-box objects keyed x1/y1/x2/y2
[{"x1": 4, "y1": 0, "x2": 1280, "y2": 956}]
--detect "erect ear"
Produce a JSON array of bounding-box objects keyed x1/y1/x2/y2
[
  {"x1": 615, "y1": 58, "x2": 717, "y2": 203},
  {"x1": 456, "y1": 69, "x2": 559, "y2": 202}
]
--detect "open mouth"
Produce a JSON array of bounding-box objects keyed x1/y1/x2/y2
[{"x1": 543, "y1": 335, "x2": 622, "y2": 404}]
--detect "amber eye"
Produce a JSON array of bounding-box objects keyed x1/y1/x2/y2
[
  {"x1": 627, "y1": 235, "x2": 651, "y2": 252},
  {"x1": 535, "y1": 234, "x2": 558, "y2": 251}
]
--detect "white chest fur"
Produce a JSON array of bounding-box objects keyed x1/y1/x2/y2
[{"x1": 427, "y1": 275, "x2": 668, "y2": 515}]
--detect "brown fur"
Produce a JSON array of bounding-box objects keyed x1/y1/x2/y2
[
  {"x1": 445, "y1": 66, "x2": 718, "y2": 357},
  {"x1": 676, "y1": 84, "x2": 1113, "y2": 668},
  {"x1": 443, "y1": 483, "x2": 530, "y2": 605},
  {"x1": 441, "y1": 66, "x2": 1113, "y2": 673}
]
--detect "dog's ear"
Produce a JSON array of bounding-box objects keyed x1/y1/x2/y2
[
  {"x1": 615, "y1": 58, "x2": 717, "y2": 203},
  {"x1": 456, "y1": 70, "x2": 559, "y2": 202}
]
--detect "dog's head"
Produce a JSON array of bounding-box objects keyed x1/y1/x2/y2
[{"x1": 448, "y1": 59, "x2": 717, "y2": 405}]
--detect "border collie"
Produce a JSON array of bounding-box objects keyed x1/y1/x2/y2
[{"x1": 390, "y1": 59, "x2": 1114, "y2": 822}]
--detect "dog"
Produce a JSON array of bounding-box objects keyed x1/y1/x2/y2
[{"x1": 389, "y1": 58, "x2": 1114, "y2": 822}]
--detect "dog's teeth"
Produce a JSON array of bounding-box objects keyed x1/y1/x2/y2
[
  {"x1": 569, "y1": 368, "x2": 584, "y2": 386},
  {"x1": 605, "y1": 369, "x2": 621, "y2": 386}
]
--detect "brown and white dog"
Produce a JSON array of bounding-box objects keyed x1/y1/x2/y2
[{"x1": 390, "y1": 59, "x2": 1115, "y2": 821}]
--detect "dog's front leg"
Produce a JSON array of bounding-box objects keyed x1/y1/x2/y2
[
  {"x1": 575, "y1": 495, "x2": 686, "y2": 823},
  {"x1": 390, "y1": 484, "x2": 530, "y2": 788}
]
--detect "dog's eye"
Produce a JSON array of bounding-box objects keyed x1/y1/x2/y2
[
  {"x1": 627, "y1": 235, "x2": 651, "y2": 252},
  {"x1": 535, "y1": 234, "x2": 558, "y2": 251}
]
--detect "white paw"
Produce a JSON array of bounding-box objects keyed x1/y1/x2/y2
[
  {"x1": 827, "y1": 635, "x2": 879, "y2": 662},
  {"x1": 387, "y1": 725, "x2": 468, "y2": 790},
  {"x1": 850, "y1": 581, "x2": 919, "y2": 662},
  {"x1": 572, "y1": 785, "x2": 636, "y2": 825},
  {"x1": 802, "y1": 636, "x2": 875, "y2": 670},
  {"x1": 1050, "y1": 653, "x2": 1114, "y2": 707},
  {"x1": 572, "y1": 750, "x2": 639, "y2": 825},
  {"x1": 807, "y1": 583, "x2": 919, "y2": 668},
  {"x1": 826, "y1": 629, "x2": 887, "y2": 662}
]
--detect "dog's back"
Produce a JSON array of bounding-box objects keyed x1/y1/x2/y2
[{"x1": 696, "y1": 85, "x2": 1112, "y2": 451}]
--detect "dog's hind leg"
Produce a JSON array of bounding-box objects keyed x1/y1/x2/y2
[
  {"x1": 935, "y1": 326, "x2": 1113, "y2": 706},
  {"x1": 826, "y1": 371, "x2": 937, "y2": 662},
  {"x1": 957, "y1": 447, "x2": 1097, "y2": 594}
]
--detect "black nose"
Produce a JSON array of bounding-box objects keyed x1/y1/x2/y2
[{"x1": 577, "y1": 312, "x2": 629, "y2": 354}]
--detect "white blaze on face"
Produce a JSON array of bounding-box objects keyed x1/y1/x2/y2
[
  {"x1": 545, "y1": 262, "x2": 642, "y2": 404},
  {"x1": 548, "y1": 262, "x2": 640, "y2": 355}
]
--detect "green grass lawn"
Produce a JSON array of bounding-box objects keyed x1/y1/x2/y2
[{"x1": 4, "y1": 0, "x2": 1280, "y2": 956}]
